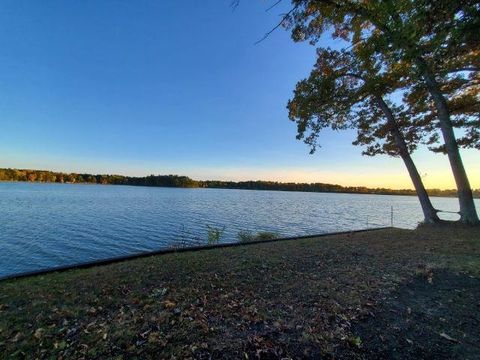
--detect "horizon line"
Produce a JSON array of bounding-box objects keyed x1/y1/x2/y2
[{"x1": 1, "y1": 166, "x2": 476, "y2": 192}]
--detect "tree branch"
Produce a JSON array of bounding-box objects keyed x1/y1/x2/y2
[
  {"x1": 266, "y1": 0, "x2": 283, "y2": 12},
  {"x1": 255, "y1": 4, "x2": 299, "y2": 44}
]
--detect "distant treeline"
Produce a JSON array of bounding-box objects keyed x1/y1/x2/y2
[{"x1": 0, "y1": 168, "x2": 478, "y2": 198}]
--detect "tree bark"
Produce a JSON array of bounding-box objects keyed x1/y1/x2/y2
[
  {"x1": 374, "y1": 95, "x2": 440, "y2": 224},
  {"x1": 415, "y1": 57, "x2": 479, "y2": 224},
  {"x1": 360, "y1": 3, "x2": 478, "y2": 224}
]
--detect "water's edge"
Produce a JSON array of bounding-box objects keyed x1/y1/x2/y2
[
  {"x1": 0, "y1": 227, "x2": 392, "y2": 282},
  {"x1": 0, "y1": 180, "x2": 466, "y2": 199}
]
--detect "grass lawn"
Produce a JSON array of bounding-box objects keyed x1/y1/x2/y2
[{"x1": 0, "y1": 226, "x2": 479, "y2": 359}]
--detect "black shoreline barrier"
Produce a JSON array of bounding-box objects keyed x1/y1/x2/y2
[{"x1": 0, "y1": 226, "x2": 393, "y2": 282}]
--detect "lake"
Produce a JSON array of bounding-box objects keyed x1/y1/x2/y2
[{"x1": 0, "y1": 182, "x2": 472, "y2": 278}]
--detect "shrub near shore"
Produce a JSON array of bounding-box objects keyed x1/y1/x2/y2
[{"x1": 237, "y1": 230, "x2": 279, "y2": 243}]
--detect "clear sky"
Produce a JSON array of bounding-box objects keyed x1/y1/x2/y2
[{"x1": 0, "y1": 0, "x2": 478, "y2": 189}]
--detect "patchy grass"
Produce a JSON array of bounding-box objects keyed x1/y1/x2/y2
[{"x1": 0, "y1": 227, "x2": 479, "y2": 359}]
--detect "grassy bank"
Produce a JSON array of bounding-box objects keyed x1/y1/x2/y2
[{"x1": 1, "y1": 227, "x2": 479, "y2": 359}]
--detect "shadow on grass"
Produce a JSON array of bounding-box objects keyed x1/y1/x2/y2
[{"x1": 338, "y1": 268, "x2": 480, "y2": 359}]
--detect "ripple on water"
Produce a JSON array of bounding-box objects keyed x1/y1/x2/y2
[{"x1": 0, "y1": 183, "x2": 471, "y2": 277}]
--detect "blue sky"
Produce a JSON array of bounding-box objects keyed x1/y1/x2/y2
[{"x1": 0, "y1": 0, "x2": 478, "y2": 189}]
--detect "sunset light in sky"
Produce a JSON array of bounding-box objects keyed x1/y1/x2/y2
[{"x1": 0, "y1": 1, "x2": 477, "y2": 190}]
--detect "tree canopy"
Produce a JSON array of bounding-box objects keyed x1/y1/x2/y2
[
  {"x1": 278, "y1": 0, "x2": 479, "y2": 223},
  {"x1": 288, "y1": 47, "x2": 421, "y2": 157}
]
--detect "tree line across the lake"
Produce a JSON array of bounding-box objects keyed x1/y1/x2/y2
[{"x1": 1, "y1": 168, "x2": 477, "y2": 198}]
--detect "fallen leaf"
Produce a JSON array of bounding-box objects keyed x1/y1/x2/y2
[
  {"x1": 54, "y1": 340, "x2": 67, "y2": 349},
  {"x1": 11, "y1": 332, "x2": 23, "y2": 343},
  {"x1": 348, "y1": 336, "x2": 362, "y2": 348},
  {"x1": 440, "y1": 332, "x2": 459, "y2": 343},
  {"x1": 164, "y1": 300, "x2": 176, "y2": 309},
  {"x1": 34, "y1": 328, "x2": 45, "y2": 340}
]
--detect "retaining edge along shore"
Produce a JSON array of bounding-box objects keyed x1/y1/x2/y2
[{"x1": 0, "y1": 226, "x2": 393, "y2": 283}]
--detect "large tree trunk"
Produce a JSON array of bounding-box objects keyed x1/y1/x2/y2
[
  {"x1": 417, "y1": 58, "x2": 480, "y2": 225},
  {"x1": 415, "y1": 57, "x2": 479, "y2": 225},
  {"x1": 368, "y1": 6, "x2": 478, "y2": 224},
  {"x1": 375, "y1": 95, "x2": 440, "y2": 224}
]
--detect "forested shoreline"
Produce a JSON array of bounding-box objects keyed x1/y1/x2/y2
[{"x1": 1, "y1": 168, "x2": 477, "y2": 198}]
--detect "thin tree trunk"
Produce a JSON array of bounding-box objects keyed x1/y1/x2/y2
[
  {"x1": 374, "y1": 95, "x2": 440, "y2": 224},
  {"x1": 415, "y1": 57, "x2": 479, "y2": 224}
]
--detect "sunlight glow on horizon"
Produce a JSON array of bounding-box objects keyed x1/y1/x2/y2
[
  {"x1": 1, "y1": 152, "x2": 478, "y2": 190},
  {"x1": 0, "y1": 2, "x2": 478, "y2": 192}
]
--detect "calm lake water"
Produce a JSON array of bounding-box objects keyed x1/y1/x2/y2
[{"x1": 0, "y1": 182, "x2": 474, "y2": 278}]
